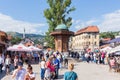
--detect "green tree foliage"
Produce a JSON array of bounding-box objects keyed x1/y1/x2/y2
[
  {"x1": 34, "y1": 39, "x2": 44, "y2": 45},
  {"x1": 44, "y1": 0, "x2": 75, "y2": 48},
  {"x1": 11, "y1": 37, "x2": 22, "y2": 45},
  {"x1": 100, "y1": 32, "x2": 115, "y2": 39}
]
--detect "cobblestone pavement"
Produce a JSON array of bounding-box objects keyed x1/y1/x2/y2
[{"x1": 1, "y1": 58, "x2": 120, "y2": 80}]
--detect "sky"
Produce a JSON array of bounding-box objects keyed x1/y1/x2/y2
[{"x1": 0, "y1": 0, "x2": 120, "y2": 34}]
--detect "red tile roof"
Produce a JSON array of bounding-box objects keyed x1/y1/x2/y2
[
  {"x1": 75, "y1": 26, "x2": 99, "y2": 35},
  {"x1": 100, "y1": 44, "x2": 110, "y2": 49},
  {"x1": 102, "y1": 38, "x2": 111, "y2": 41},
  {"x1": 0, "y1": 30, "x2": 7, "y2": 36}
]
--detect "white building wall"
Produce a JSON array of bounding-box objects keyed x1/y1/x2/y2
[{"x1": 71, "y1": 32, "x2": 99, "y2": 52}]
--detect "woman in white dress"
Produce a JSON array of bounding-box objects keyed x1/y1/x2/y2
[
  {"x1": 40, "y1": 57, "x2": 46, "y2": 80},
  {"x1": 5, "y1": 55, "x2": 11, "y2": 75}
]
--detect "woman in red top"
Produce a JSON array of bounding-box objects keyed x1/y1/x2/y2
[{"x1": 45, "y1": 57, "x2": 55, "y2": 79}]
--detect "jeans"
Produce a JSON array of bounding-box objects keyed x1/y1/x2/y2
[
  {"x1": 0, "y1": 64, "x2": 3, "y2": 73},
  {"x1": 55, "y1": 68, "x2": 59, "y2": 78},
  {"x1": 41, "y1": 68, "x2": 45, "y2": 79},
  {"x1": 102, "y1": 58, "x2": 105, "y2": 64},
  {"x1": 82, "y1": 55, "x2": 86, "y2": 61}
]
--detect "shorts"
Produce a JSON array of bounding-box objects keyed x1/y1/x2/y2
[
  {"x1": 111, "y1": 66, "x2": 117, "y2": 69},
  {"x1": 15, "y1": 66, "x2": 18, "y2": 69},
  {"x1": 6, "y1": 65, "x2": 10, "y2": 68},
  {"x1": 45, "y1": 68, "x2": 51, "y2": 78}
]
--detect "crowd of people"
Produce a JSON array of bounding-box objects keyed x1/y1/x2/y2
[
  {"x1": 1, "y1": 47, "x2": 120, "y2": 80},
  {"x1": 40, "y1": 51, "x2": 67, "y2": 80},
  {"x1": 70, "y1": 48, "x2": 120, "y2": 73},
  {"x1": 0, "y1": 50, "x2": 78, "y2": 80},
  {"x1": 12, "y1": 62, "x2": 35, "y2": 80},
  {"x1": 69, "y1": 49, "x2": 106, "y2": 64}
]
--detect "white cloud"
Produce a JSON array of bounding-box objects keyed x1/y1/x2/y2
[
  {"x1": 99, "y1": 10, "x2": 120, "y2": 32},
  {"x1": 74, "y1": 22, "x2": 85, "y2": 29},
  {"x1": 74, "y1": 19, "x2": 97, "y2": 29},
  {"x1": 74, "y1": 10, "x2": 120, "y2": 32},
  {"x1": 72, "y1": 19, "x2": 81, "y2": 24},
  {"x1": 74, "y1": 25, "x2": 80, "y2": 29},
  {"x1": 75, "y1": 19, "x2": 81, "y2": 24},
  {"x1": 0, "y1": 13, "x2": 46, "y2": 34},
  {"x1": 86, "y1": 19, "x2": 98, "y2": 25}
]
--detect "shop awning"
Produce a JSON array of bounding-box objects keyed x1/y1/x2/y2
[{"x1": 107, "y1": 37, "x2": 120, "y2": 43}]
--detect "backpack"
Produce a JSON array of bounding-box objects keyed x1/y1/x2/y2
[{"x1": 67, "y1": 71, "x2": 74, "y2": 80}]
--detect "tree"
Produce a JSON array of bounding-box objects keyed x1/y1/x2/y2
[
  {"x1": 34, "y1": 39, "x2": 44, "y2": 45},
  {"x1": 100, "y1": 32, "x2": 115, "y2": 39},
  {"x1": 44, "y1": 0, "x2": 75, "y2": 48},
  {"x1": 11, "y1": 37, "x2": 22, "y2": 45}
]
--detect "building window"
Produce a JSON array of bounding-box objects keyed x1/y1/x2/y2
[
  {"x1": 88, "y1": 35, "x2": 90, "y2": 39},
  {"x1": 95, "y1": 42, "x2": 97, "y2": 45},
  {"x1": 89, "y1": 42, "x2": 90, "y2": 45},
  {"x1": 95, "y1": 35, "x2": 97, "y2": 39}
]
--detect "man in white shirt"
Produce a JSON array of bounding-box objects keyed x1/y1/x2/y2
[
  {"x1": 0, "y1": 53, "x2": 4, "y2": 73},
  {"x1": 12, "y1": 62, "x2": 26, "y2": 80}
]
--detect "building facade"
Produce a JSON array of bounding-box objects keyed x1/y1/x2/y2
[
  {"x1": 71, "y1": 26, "x2": 99, "y2": 52},
  {"x1": 0, "y1": 31, "x2": 8, "y2": 53}
]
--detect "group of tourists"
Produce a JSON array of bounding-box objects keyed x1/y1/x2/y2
[
  {"x1": 70, "y1": 49, "x2": 106, "y2": 64},
  {"x1": 70, "y1": 48, "x2": 120, "y2": 73},
  {"x1": 0, "y1": 53, "x2": 12, "y2": 74},
  {"x1": 39, "y1": 51, "x2": 68, "y2": 80},
  {"x1": 40, "y1": 55, "x2": 60, "y2": 80},
  {"x1": 12, "y1": 62, "x2": 35, "y2": 80},
  {"x1": 84, "y1": 51, "x2": 106, "y2": 64},
  {"x1": 0, "y1": 51, "x2": 38, "y2": 79},
  {"x1": 0, "y1": 50, "x2": 78, "y2": 80}
]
